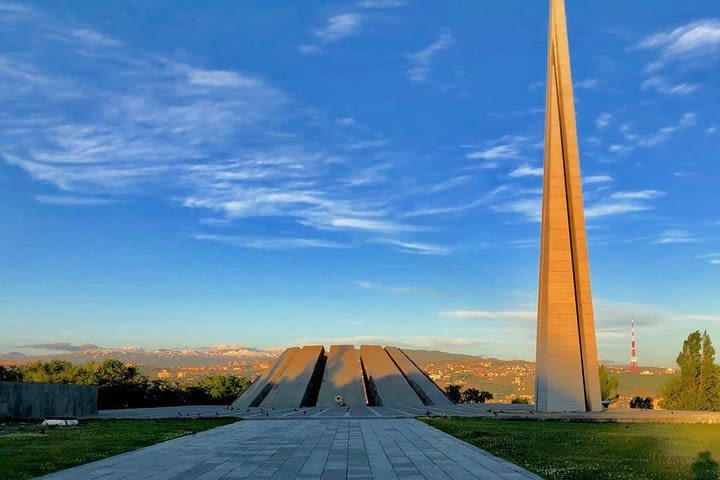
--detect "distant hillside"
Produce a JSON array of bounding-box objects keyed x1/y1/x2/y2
[
  {"x1": 0, "y1": 345, "x2": 279, "y2": 368},
  {"x1": 400, "y1": 349, "x2": 482, "y2": 364}
]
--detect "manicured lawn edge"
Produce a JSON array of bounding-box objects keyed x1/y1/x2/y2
[{"x1": 0, "y1": 418, "x2": 237, "y2": 480}]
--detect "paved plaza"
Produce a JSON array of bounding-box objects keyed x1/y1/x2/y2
[
  {"x1": 95, "y1": 404, "x2": 720, "y2": 424},
  {"x1": 38, "y1": 418, "x2": 541, "y2": 480}
]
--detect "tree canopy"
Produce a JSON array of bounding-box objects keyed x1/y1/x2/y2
[
  {"x1": 661, "y1": 330, "x2": 720, "y2": 411},
  {"x1": 599, "y1": 364, "x2": 619, "y2": 401},
  {"x1": 0, "y1": 358, "x2": 250, "y2": 409}
]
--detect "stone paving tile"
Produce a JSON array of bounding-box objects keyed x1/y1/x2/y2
[{"x1": 36, "y1": 419, "x2": 541, "y2": 480}]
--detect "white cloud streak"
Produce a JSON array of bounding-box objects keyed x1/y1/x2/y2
[
  {"x1": 642, "y1": 76, "x2": 699, "y2": 96},
  {"x1": 441, "y1": 310, "x2": 535, "y2": 321},
  {"x1": 406, "y1": 30, "x2": 453, "y2": 82},
  {"x1": 634, "y1": 19, "x2": 720, "y2": 69},
  {"x1": 314, "y1": 13, "x2": 363, "y2": 43}
]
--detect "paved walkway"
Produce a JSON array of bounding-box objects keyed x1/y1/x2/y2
[{"x1": 38, "y1": 419, "x2": 541, "y2": 480}]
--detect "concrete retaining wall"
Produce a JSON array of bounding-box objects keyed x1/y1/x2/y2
[{"x1": 0, "y1": 381, "x2": 98, "y2": 420}]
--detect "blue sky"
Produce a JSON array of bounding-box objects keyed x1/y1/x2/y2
[{"x1": 1, "y1": 1, "x2": 719, "y2": 367}]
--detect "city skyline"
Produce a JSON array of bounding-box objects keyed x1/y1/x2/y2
[{"x1": 2, "y1": 1, "x2": 720, "y2": 367}]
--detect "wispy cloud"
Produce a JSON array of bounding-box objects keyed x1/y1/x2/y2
[
  {"x1": 636, "y1": 113, "x2": 697, "y2": 147},
  {"x1": 69, "y1": 29, "x2": 123, "y2": 47},
  {"x1": 575, "y1": 78, "x2": 599, "y2": 89},
  {"x1": 17, "y1": 342, "x2": 100, "y2": 352},
  {"x1": 441, "y1": 310, "x2": 535, "y2": 321},
  {"x1": 584, "y1": 190, "x2": 665, "y2": 218},
  {"x1": 357, "y1": 0, "x2": 406, "y2": 8},
  {"x1": 509, "y1": 164, "x2": 543, "y2": 178},
  {"x1": 492, "y1": 197, "x2": 542, "y2": 222},
  {"x1": 323, "y1": 217, "x2": 424, "y2": 233},
  {"x1": 298, "y1": 12, "x2": 364, "y2": 54},
  {"x1": 585, "y1": 201, "x2": 653, "y2": 218},
  {"x1": 653, "y1": 229, "x2": 697, "y2": 245},
  {"x1": 610, "y1": 190, "x2": 665, "y2": 200},
  {"x1": 642, "y1": 76, "x2": 699, "y2": 95},
  {"x1": 583, "y1": 175, "x2": 613, "y2": 185},
  {"x1": 192, "y1": 233, "x2": 348, "y2": 250},
  {"x1": 355, "y1": 280, "x2": 448, "y2": 297},
  {"x1": 466, "y1": 145, "x2": 519, "y2": 160},
  {"x1": 634, "y1": 19, "x2": 720, "y2": 70},
  {"x1": 34, "y1": 194, "x2": 115, "y2": 206},
  {"x1": 186, "y1": 69, "x2": 261, "y2": 88},
  {"x1": 429, "y1": 175, "x2": 471, "y2": 192},
  {"x1": 0, "y1": 7, "x2": 452, "y2": 255},
  {"x1": 406, "y1": 29, "x2": 453, "y2": 82},
  {"x1": 375, "y1": 238, "x2": 451, "y2": 255},
  {"x1": 314, "y1": 13, "x2": 363, "y2": 43},
  {"x1": 697, "y1": 253, "x2": 720, "y2": 265},
  {"x1": 464, "y1": 135, "x2": 535, "y2": 163},
  {"x1": 595, "y1": 113, "x2": 613, "y2": 129}
]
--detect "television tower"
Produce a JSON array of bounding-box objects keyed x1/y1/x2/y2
[{"x1": 630, "y1": 318, "x2": 639, "y2": 373}]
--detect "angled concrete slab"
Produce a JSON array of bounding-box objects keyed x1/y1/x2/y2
[
  {"x1": 230, "y1": 347, "x2": 300, "y2": 410},
  {"x1": 360, "y1": 345, "x2": 424, "y2": 407},
  {"x1": 260, "y1": 345, "x2": 325, "y2": 409},
  {"x1": 316, "y1": 345, "x2": 366, "y2": 407},
  {"x1": 385, "y1": 346, "x2": 452, "y2": 406}
]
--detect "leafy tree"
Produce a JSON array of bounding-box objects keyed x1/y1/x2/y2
[
  {"x1": 6, "y1": 358, "x2": 251, "y2": 409},
  {"x1": 630, "y1": 396, "x2": 653, "y2": 409},
  {"x1": 462, "y1": 388, "x2": 481, "y2": 403},
  {"x1": 478, "y1": 391, "x2": 493, "y2": 403},
  {"x1": 661, "y1": 331, "x2": 720, "y2": 411},
  {"x1": 599, "y1": 364, "x2": 619, "y2": 402},
  {"x1": 444, "y1": 384, "x2": 462, "y2": 403},
  {"x1": 0, "y1": 365, "x2": 23, "y2": 381},
  {"x1": 20, "y1": 360, "x2": 82, "y2": 384},
  {"x1": 193, "y1": 375, "x2": 251, "y2": 403},
  {"x1": 511, "y1": 397, "x2": 530, "y2": 404}
]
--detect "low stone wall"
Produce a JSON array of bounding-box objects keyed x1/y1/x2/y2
[{"x1": 0, "y1": 381, "x2": 98, "y2": 420}]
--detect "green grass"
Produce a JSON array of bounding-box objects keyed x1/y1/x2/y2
[
  {"x1": 423, "y1": 418, "x2": 720, "y2": 480},
  {"x1": 0, "y1": 418, "x2": 235, "y2": 480}
]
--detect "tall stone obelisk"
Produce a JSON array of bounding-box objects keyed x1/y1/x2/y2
[{"x1": 535, "y1": 0, "x2": 603, "y2": 413}]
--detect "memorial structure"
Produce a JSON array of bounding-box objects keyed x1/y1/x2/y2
[
  {"x1": 231, "y1": 345, "x2": 451, "y2": 409},
  {"x1": 535, "y1": 0, "x2": 603, "y2": 412}
]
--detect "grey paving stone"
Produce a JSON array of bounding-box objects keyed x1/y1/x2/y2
[{"x1": 35, "y1": 418, "x2": 541, "y2": 480}]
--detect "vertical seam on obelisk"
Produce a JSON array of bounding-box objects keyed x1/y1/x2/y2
[{"x1": 551, "y1": 24, "x2": 589, "y2": 412}]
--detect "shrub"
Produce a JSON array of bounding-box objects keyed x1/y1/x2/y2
[
  {"x1": 511, "y1": 397, "x2": 530, "y2": 404},
  {"x1": 630, "y1": 396, "x2": 653, "y2": 409}
]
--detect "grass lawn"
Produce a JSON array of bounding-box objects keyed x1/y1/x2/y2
[
  {"x1": 423, "y1": 418, "x2": 720, "y2": 480},
  {"x1": 0, "y1": 418, "x2": 235, "y2": 480}
]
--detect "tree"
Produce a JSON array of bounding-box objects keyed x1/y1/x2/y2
[
  {"x1": 193, "y1": 375, "x2": 250, "y2": 404},
  {"x1": 444, "y1": 384, "x2": 462, "y2": 403},
  {"x1": 478, "y1": 391, "x2": 493, "y2": 403},
  {"x1": 0, "y1": 365, "x2": 23, "y2": 381},
  {"x1": 661, "y1": 331, "x2": 720, "y2": 411},
  {"x1": 599, "y1": 364, "x2": 619, "y2": 402}
]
